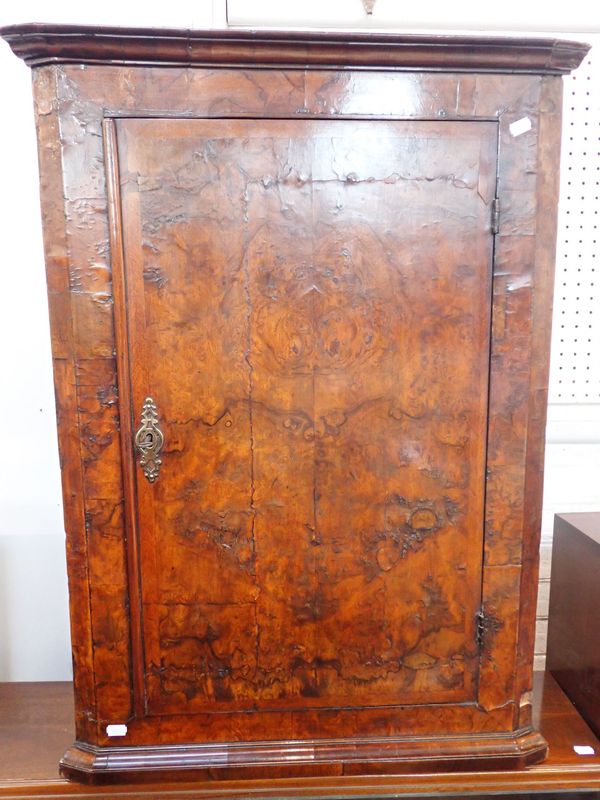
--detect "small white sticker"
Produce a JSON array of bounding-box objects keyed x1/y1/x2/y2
[
  {"x1": 574, "y1": 745, "x2": 595, "y2": 755},
  {"x1": 509, "y1": 117, "x2": 532, "y2": 137},
  {"x1": 106, "y1": 723, "x2": 128, "y2": 737}
]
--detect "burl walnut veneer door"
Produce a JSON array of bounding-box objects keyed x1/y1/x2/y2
[{"x1": 110, "y1": 117, "x2": 497, "y2": 728}]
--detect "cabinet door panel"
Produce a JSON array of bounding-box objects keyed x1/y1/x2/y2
[{"x1": 114, "y1": 118, "x2": 497, "y2": 717}]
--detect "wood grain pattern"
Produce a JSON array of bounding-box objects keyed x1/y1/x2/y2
[
  {"x1": 30, "y1": 66, "x2": 97, "y2": 744},
  {"x1": 2, "y1": 25, "x2": 587, "y2": 781},
  {"x1": 113, "y1": 116, "x2": 495, "y2": 721},
  {"x1": 515, "y1": 75, "x2": 565, "y2": 728},
  {"x1": 3, "y1": 675, "x2": 600, "y2": 795}
]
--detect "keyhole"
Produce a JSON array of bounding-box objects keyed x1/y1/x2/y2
[{"x1": 141, "y1": 431, "x2": 154, "y2": 449}]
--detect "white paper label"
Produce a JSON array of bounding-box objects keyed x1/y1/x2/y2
[
  {"x1": 509, "y1": 117, "x2": 532, "y2": 137},
  {"x1": 106, "y1": 723, "x2": 128, "y2": 737},
  {"x1": 574, "y1": 745, "x2": 595, "y2": 755}
]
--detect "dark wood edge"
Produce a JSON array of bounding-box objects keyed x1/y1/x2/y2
[
  {"x1": 554, "y1": 511, "x2": 600, "y2": 545},
  {"x1": 514, "y1": 75, "x2": 564, "y2": 726},
  {"x1": 59, "y1": 729, "x2": 547, "y2": 784},
  {"x1": 0, "y1": 23, "x2": 590, "y2": 74},
  {"x1": 102, "y1": 118, "x2": 145, "y2": 721},
  {"x1": 30, "y1": 68, "x2": 99, "y2": 742}
]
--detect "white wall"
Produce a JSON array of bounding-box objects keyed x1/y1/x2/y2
[
  {"x1": 0, "y1": 0, "x2": 598, "y2": 680},
  {"x1": 0, "y1": 0, "x2": 227, "y2": 682},
  {"x1": 0, "y1": 13, "x2": 68, "y2": 681},
  {"x1": 227, "y1": 0, "x2": 600, "y2": 33}
]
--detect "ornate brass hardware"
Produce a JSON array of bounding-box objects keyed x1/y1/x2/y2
[{"x1": 134, "y1": 397, "x2": 164, "y2": 483}]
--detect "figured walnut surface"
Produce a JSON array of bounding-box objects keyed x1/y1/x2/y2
[
  {"x1": 114, "y1": 116, "x2": 495, "y2": 718},
  {"x1": 25, "y1": 61, "x2": 561, "y2": 772},
  {"x1": 0, "y1": 23, "x2": 587, "y2": 779},
  {"x1": 2, "y1": 674, "x2": 600, "y2": 796}
]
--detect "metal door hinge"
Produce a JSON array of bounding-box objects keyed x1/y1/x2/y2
[
  {"x1": 491, "y1": 197, "x2": 500, "y2": 235},
  {"x1": 476, "y1": 608, "x2": 486, "y2": 650},
  {"x1": 476, "y1": 606, "x2": 502, "y2": 654}
]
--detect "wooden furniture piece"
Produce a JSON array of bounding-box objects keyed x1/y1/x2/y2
[
  {"x1": 0, "y1": 24, "x2": 589, "y2": 784},
  {"x1": 547, "y1": 513, "x2": 600, "y2": 740},
  {"x1": 4, "y1": 674, "x2": 600, "y2": 797}
]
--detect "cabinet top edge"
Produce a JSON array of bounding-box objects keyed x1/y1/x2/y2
[{"x1": 0, "y1": 23, "x2": 590, "y2": 74}]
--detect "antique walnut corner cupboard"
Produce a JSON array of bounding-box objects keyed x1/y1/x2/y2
[{"x1": 0, "y1": 24, "x2": 589, "y2": 784}]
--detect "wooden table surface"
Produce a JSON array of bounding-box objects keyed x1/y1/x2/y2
[{"x1": 2, "y1": 672, "x2": 600, "y2": 798}]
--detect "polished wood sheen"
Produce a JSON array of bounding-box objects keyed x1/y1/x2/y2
[
  {"x1": 0, "y1": 23, "x2": 588, "y2": 71},
  {"x1": 0, "y1": 24, "x2": 589, "y2": 783},
  {"x1": 547, "y1": 513, "x2": 600, "y2": 739},
  {"x1": 114, "y1": 116, "x2": 495, "y2": 719},
  {"x1": 3, "y1": 674, "x2": 600, "y2": 796}
]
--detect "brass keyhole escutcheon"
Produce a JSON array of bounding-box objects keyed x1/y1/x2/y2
[{"x1": 134, "y1": 397, "x2": 164, "y2": 483}]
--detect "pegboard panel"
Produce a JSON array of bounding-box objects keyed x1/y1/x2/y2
[{"x1": 549, "y1": 37, "x2": 600, "y2": 404}]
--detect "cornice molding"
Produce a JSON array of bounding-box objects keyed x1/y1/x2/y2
[{"x1": 0, "y1": 24, "x2": 590, "y2": 73}]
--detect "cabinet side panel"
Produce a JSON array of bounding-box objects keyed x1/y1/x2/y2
[
  {"x1": 516, "y1": 75, "x2": 564, "y2": 728},
  {"x1": 479, "y1": 76, "x2": 543, "y2": 715},
  {"x1": 34, "y1": 64, "x2": 135, "y2": 737},
  {"x1": 31, "y1": 66, "x2": 97, "y2": 740}
]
